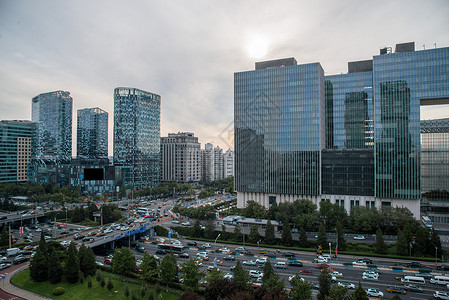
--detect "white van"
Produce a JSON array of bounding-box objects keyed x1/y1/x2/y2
[
  {"x1": 430, "y1": 275, "x2": 449, "y2": 285},
  {"x1": 274, "y1": 262, "x2": 287, "y2": 269},
  {"x1": 401, "y1": 276, "x2": 425, "y2": 285}
]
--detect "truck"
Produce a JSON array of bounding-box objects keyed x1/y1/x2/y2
[{"x1": 6, "y1": 247, "x2": 20, "y2": 256}]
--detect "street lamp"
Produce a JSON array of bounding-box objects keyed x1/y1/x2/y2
[
  {"x1": 215, "y1": 233, "x2": 221, "y2": 247},
  {"x1": 257, "y1": 239, "x2": 261, "y2": 252},
  {"x1": 435, "y1": 246, "x2": 438, "y2": 264},
  {"x1": 409, "y1": 242, "x2": 412, "y2": 257}
]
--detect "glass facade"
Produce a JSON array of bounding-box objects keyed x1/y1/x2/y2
[
  {"x1": 31, "y1": 91, "x2": 73, "y2": 161},
  {"x1": 235, "y1": 62, "x2": 324, "y2": 195},
  {"x1": 374, "y1": 47, "x2": 449, "y2": 199},
  {"x1": 113, "y1": 87, "x2": 161, "y2": 189},
  {"x1": 0, "y1": 120, "x2": 35, "y2": 182},
  {"x1": 77, "y1": 107, "x2": 108, "y2": 158}
]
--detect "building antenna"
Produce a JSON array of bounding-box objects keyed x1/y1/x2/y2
[
  {"x1": 422, "y1": 44, "x2": 426, "y2": 50},
  {"x1": 434, "y1": 43, "x2": 437, "y2": 49}
]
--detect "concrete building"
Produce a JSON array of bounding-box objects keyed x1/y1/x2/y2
[
  {"x1": 223, "y1": 148, "x2": 234, "y2": 178},
  {"x1": 0, "y1": 120, "x2": 35, "y2": 183},
  {"x1": 113, "y1": 87, "x2": 161, "y2": 189},
  {"x1": 213, "y1": 146, "x2": 223, "y2": 181},
  {"x1": 234, "y1": 42, "x2": 449, "y2": 218},
  {"x1": 161, "y1": 132, "x2": 202, "y2": 183},
  {"x1": 77, "y1": 107, "x2": 108, "y2": 159},
  {"x1": 202, "y1": 143, "x2": 214, "y2": 182}
]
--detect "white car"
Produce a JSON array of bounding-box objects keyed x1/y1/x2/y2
[
  {"x1": 362, "y1": 273, "x2": 378, "y2": 281},
  {"x1": 249, "y1": 270, "x2": 263, "y2": 278},
  {"x1": 366, "y1": 288, "x2": 383, "y2": 297},
  {"x1": 256, "y1": 257, "x2": 267, "y2": 264},
  {"x1": 288, "y1": 275, "x2": 304, "y2": 282},
  {"x1": 172, "y1": 220, "x2": 180, "y2": 224},
  {"x1": 353, "y1": 260, "x2": 367, "y2": 265},
  {"x1": 434, "y1": 291, "x2": 449, "y2": 300},
  {"x1": 274, "y1": 262, "x2": 287, "y2": 269},
  {"x1": 203, "y1": 243, "x2": 211, "y2": 248},
  {"x1": 243, "y1": 260, "x2": 257, "y2": 266},
  {"x1": 330, "y1": 271, "x2": 343, "y2": 277},
  {"x1": 223, "y1": 273, "x2": 233, "y2": 280},
  {"x1": 353, "y1": 235, "x2": 365, "y2": 240},
  {"x1": 337, "y1": 281, "x2": 355, "y2": 289},
  {"x1": 181, "y1": 221, "x2": 190, "y2": 226}
]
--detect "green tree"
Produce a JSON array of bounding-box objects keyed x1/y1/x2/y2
[
  {"x1": 430, "y1": 229, "x2": 442, "y2": 257},
  {"x1": 233, "y1": 225, "x2": 243, "y2": 243},
  {"x1": 281, "y1": 221, "x2": 293, "y2": 246},
  {"x1": 351, "y1": 282, "x2": 368, "y2": 300},
  {"x1": 264, "y1": 219, "x2": 276, "y2": 245},
  {"x1": 317, "y1": 223, "x2": 327, "y2": 248},
  {"x1": 395, "y1": 229, "x2": 408, "y2": 256},
  {"x1": 140, "y1": 287, "x2": 146, "y2": 299},
  {"x1": 241, "y1": 200, "x2": 267, "y2": 219},
  {"x1": 262, "y1": 259, "x2": 274, "y2": 284},
  {"x1": 204, "y1": 219, "x2": 216, "y2": 239},
  {"x1": 82, "y1": 246, "x2": 97, "y2": 276},
  {"x1": 48, "y1": 249, "x2": 63, "y2": 284},
  {"x1": 232, "y1": 260, "x2": 251, "y2": 290},
  {"x1": 290, "y1": 277, "x2": 312, "y2": 300},
  {"x1": 124, "y1": 285, "x2": 130, "y2": 299},
  {"x1": 248, "y1": 225, "x2": 261, "y2": 244},
  {"x1": 193, "y1": 220, "x2": 202, "y2": 238},
  {"x1": 107, "y1": 277, "x2": 114, "y2": 295},
  {"x1": 375, "y1": 228, "x2": 387, "y2": 254},
  {"x1": 0, "y1": 226, "x2": 9, "y2": 247},
  {"x1": 29, "y1": 247, "x2": 48, "y2": 282},
  {"x1": 327, "y1": 285, "x2": 349, "y2": 300},
  {"x1": 66, "y1": 242, "x2": 80, "y2": 284},
  {"x1": 317, "y1": 268, "x2": 331, "y2": 300},
  {"x1": 39, "y1": 230, "x2": 48, "y2": 260},
  {"x1": 87, "y1": 276, "x2": 92, "y2": 294},
  {"x1": 298, "y1": 227, "x2": 309, "y2": 248},
  {"x1": 140, "y1": 252, "x2": 158, "y2": 282},
  {"x1": 159, "y1": 253, "x2": 177, "y2": 286},
  {"x1": 205, "y1": 278, "x2": 244, "y2": 300},
  {"x1": 181, "y1": 259, "x2": 204, "y2": 291},
  {"x1": 112, "y1": 247, "x2": 136, "y2": 276},
  {"x1": 207, "y1": 267, "x2": 224, "y2": 283},
  {"x1": 336, "y1": 220, "x2": 346, "y2": 252}
]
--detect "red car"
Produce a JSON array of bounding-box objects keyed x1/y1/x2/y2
[
  {"x1": 104, "y1": 258, "x2": 112, "y2": 265},
  {"x1": 299, "y1": 268, "x2": 312, "y2": 274},
  {"x1": 315, "y1": 263, "x2": 329, "y2": 269}
]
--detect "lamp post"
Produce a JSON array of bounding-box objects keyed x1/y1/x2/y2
[
  {"x1": 409, "y1": 242, "x2": 412, "y2": 257},
  {"x1": 215, "y1": 233, "x2": 221, "y2": 248},
  {"x1": 329, "y1": 242, "x2": 331, "y2": 257},
  {"x1": 435, "y1": 246, "x2": 438, "y2": 264},
  {"x1": 257, "y1": 239, "x2": 261, "y2": 252}
]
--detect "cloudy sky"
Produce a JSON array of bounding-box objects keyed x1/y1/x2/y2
[{"x1": 1, "y1": 0, "x2": 448, "y2": 156}]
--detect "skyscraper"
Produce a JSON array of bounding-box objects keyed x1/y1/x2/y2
[
  {"x1": 113, "y1": 87, "x2": 161, "y2": 189},
  {"x1": 160, "y1": 132, "x2": 202, "y2": 183},
  {"x1": 0, "y1": 120, "x2": 35, "y2": 183},
  {"x1": 77, "y1": 107, "x2": 108, "y2": 158},
  {"x1": 31, "y1": 91, "x2": 73, "y2": 160},
  {"x1": 235, "y1": 43, "x2": 449, "y2": 218}
]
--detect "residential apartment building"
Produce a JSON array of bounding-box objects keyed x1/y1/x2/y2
[
  {"x1": 223, "y1": 148, "x2": 234, "y2": 178},
  {"x1": 234, "y1": 43, "x2": 449, "y2": 218},
  {"x1": 161, "y1": 132, "x2": 202, "y2": 183}
]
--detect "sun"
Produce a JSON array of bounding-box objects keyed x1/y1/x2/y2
[{"x1": 246, "y1": 36, "x2": 269, "y2": 60}]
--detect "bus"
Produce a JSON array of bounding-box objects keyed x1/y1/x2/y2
[
  {"x1": 401, "y1": 276, "x2": 425, "y2": 285},
  {"x1": 430, "y1": 276, "x2": 449, "y2": 285},
  {"x1": 421, "y1": 216, "x2": 433, "y2": 229},
  {"x1": 157, "y1": 244, "x2": 185, "y2": 254}
]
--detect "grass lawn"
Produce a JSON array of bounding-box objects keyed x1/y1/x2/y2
[{"x1": 11, "y1": 269, "x2": 180, "y2": 300}]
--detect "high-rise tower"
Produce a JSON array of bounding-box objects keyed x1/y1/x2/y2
[{"x1": 77, "y1": 107, "x2": 108, "y2": 158}]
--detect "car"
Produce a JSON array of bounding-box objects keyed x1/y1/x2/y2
[
  {"x1": 171, "y1": 240, "x2": 182, "y2": 246},
  {"x1": 353, "y1": 260, "x2": 367, "y2": 266},
  {"x1": 416, "y1": 272, "x2": 433, "y2": 279},
  {"x1": 406, "y1": 262, "x2": 423, "y2": 269},
  {"x1": 434, "y1": 291, "x2": 449, "y2": 300},
  {"x1": 172, "y1": 220, "x2": 180, "y2": 224},
  {"x1": 181, "y1": 221, "x2": 190, "y2": 226},
  {"x1": 243, "y1": 260, "x2": 257, "y2": 266},
  {"x1": 0, "y1": 263, "x2": 11, "y2": 270},
  {"x1": 337, "y1": 281, "x2": 355, "y2": 289},
  {"x1": 386, "y1": 286, "x2": 406, "y2": 294},
  {"x1": 218, "y1": 247, "x2": 231, "y2": 253},
  {"x1": 353, "y1": 235, "x2": 365, "y2": 240},
  {"x1": 258, "y1": 249, "x2": 268, "y2": 254},
  {"x1": 187, "y1": 241, "x2": 197, "y2": 247},
  {"x1": 366, "y1": 288, "x2": 384, "y2": 298},
  {"x1": 437, "y1": 265, "x2": 449, "y2": 271},
  {"x1": 362, "y1": 273, "x2": 378, "y2": 281},
  {"x1": 207, "y1": 266, "x2": 219, "y2": 272},
  {"x1": 288, "y1": 275, "x2": 304, "y2": 282},
  {"x1": 299, "y1": 268, "x2": 312, "y2": 274},
  {"x1": 104, "y1": 257, "x2": 112, "y2": 265},
  {"x1": 223, "y1": 273, "x2": 233, "y2": 280},
  {"x1": 155, "y1": 249, "x2": 169, "y2": 255},
  {"x1": 215, "y1": 260, "x2": 224, "y2": 266},
  {"x1": 283, "y1": 252, "x2": 296, "y2": 258},
  {"x1": 404, "y1": 284, "x2": 423, "y2": 293},
  {"x1": 136, "y1": 246, "x2": 145, "y2": 253},
  {"x1": 395, "y1": 274, "x2": 406, "y2": 280},
  {"x1": 224, "y1": 255, "x2": 235, "y2": 261},
  {"x1": 288, "y1": 261, "x2": 303, "y2": 267},
  {"x1": 315, "y1": 256, "x2": 329, "y2": 263},
  {"x1": 330, "y1": 271, "x2": 343, "y2": 277},
  {"x1": 274, "y1": 262, "x2": 287, "y2": 269},
  {"x1": 315, "y1": 263, "x2": 329, "y2": 269},
  {"x1": 256, "y1": 257, "x2": 267, "y2": 264},
  {"x1": 178, "y1": 253, "x2": 190, "y2": 259},
  {"x1": 202, "y1": 243, "x2": 211, "y2": 248},
  {"x1": 234, "y1": 246, "x2": 245, "y2": 252},
  {"x1": 249, "y1": 270, "x2": 263, "y2": 278}
]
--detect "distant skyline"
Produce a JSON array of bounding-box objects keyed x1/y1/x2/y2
[{"x1": 1, "y1": 1, "x2": 448, "y2": 156}]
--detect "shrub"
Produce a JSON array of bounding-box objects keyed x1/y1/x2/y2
[{"x1": 52, "y1": 287, "x2": 66, "y2": 296}]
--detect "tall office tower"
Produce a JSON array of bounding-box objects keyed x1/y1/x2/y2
[
  {"x1": 223, "y1": 149, "x2": 234, "y2": 178},
  {"x1": 161, "y1": 132, "x2": 202, "y2": 183},
  {"x1": 77, "y1": 107, "x2": 108, "y2": 158},
  {"x1": 0, "y1": 120, "x2": 35, "y2": 183},
  {"x1": 235, "y1": 43, "x2": 449, "y2": 218},
  {"x1": 421, "y1": 118, "x2": 449, "y2": 225},
  {"x1": 113, "y1": 87, "x2": 161, "y2": 189},
  {"x1": 31, "y1": 91, "x2": 73, "y2": 161},
  {"x1": 202, "y1": 143, "x2": 214, "y2": 182},
  {"x1": 213, "y1": 146, "x2": 223, "y2": 181}
]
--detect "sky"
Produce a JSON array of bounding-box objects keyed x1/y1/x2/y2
[{"x1": 1, "y1": 0, "x2": 448, "y2": 156}]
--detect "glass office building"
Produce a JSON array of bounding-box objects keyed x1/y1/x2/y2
[
  {"x1": 31, "y1": 90, "x2": 73, "y2": 161},
  {"x1": 0, "y1": 120, "x2": 35, "y2": 183},
  {"x1": 113, "y1": 87, "x2": 161, "y2": 189},
  {"x1": 235, "y1": 43, "x2": 449, "y2": 218},
  {"x1": 77, "y1": 107, "x2": 108, "y2": 158}
]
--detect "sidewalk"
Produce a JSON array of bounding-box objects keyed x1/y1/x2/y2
[{"x1": 0, "y1": 263, "x2": 51, "y2": 300}]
